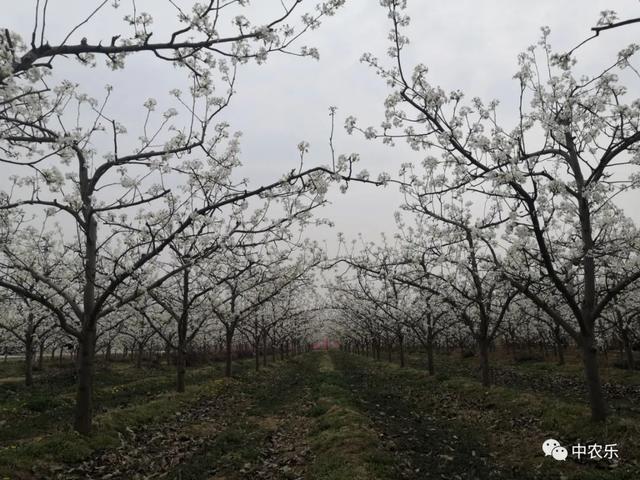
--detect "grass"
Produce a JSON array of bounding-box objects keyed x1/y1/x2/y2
[
  {"x1": 344, "y1": 349, "x2": 640, "y2": 479},
  {"x1": 306, "y1": 353, "x2": 393, "y2": 480},
  {"x1": 0, "y1": 358, "x2": 252, "y2": 478},
  {"x1": 414, "y1": 346, "x2": 640, "y2": 385},
  {"x1": 1, "y1": 350, "x2": 638, "y2": 479},
  {"x1": 173, "y1": 352, "x2": 394, "y2": 480}
]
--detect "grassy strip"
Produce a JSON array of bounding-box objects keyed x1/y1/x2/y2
[
  {"x1": 167, "y1": 352, "x2": 394, "y2": 480},
  {"x1": 305, "y1": 353, "x2": 393, "y2": 480},
  {"x1": 163, "y1": 413, "x2": 270, "y2": 480},
  {"x1": 406, "y1": 349, "x2": 640, "y2": 386},
  {"x1": 342, "y1": 351, "x2": 640, "y2": 480},
  {"x1": 163, "y1": 359, "x2": 296, "y2": 480},
  {"x1": 0, "y1": 360, "x2": 251, "y2": 478}
]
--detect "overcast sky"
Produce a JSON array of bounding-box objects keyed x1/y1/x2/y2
[{"x1": 6, "y1": 0, "x2": 640, "y2": 252}]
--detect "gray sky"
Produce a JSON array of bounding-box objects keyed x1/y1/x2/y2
[{"x1": 5, "y1": 0, "x2": 640, "y2": 251}]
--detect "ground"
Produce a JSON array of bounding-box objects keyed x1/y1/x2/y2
[{"x1": 0, "y1": 350, "x2": 638, "y2": 479}]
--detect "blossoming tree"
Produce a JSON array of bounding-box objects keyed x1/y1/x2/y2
[
  {"x1": 0, "y1": 0, "x2": 350, "y2": 434},
  {"x1": 347, "y1": 0, "x2": 640, "y2": 420}
]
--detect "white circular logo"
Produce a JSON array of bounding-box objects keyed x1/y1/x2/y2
[
  {"x1": 551, "y1": 446, "x2": 568, "y2": 461},
  {"x1": 542, "y1": 439, "x2": 560, "y2": 456}
]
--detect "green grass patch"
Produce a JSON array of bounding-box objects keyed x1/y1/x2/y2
[
  {"x1": 0, "y1": 359, "x2": 250, "y2": 478},
  {"x1": 347, "y1": 351, "x2": 640, "y2": 480},
  {"x1": 304, "y1": 353, "x2": 394, "y2": 480}
]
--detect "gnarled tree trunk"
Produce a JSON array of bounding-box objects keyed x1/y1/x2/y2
[
  {"x1": 74, "y1": 329, "x2": 96, "y2": 435},
  {"x1": 581, "y1": 335, "x2": 607, "y2": 422}
]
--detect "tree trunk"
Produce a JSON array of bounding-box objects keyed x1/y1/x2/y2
[
  {"x1": 176, "y1": 346, "x2": 186, "y2": 392},
  {"x1": 426, "y1": 333, "x2": 435, "y2": 376},
  {"x1": 479, "y1": 338, "x2": 491, "y2": 387},
  {"x1": 136, "y1": 343, "x2": 143, "y2": 369},
  {"x1": 554, "y1": 326, "x2": 565, "y2": 366},
  {"x1": 580, "y1": 338, "x2": 607, "y2": 421},
  {"x1": 25, "y1": 335, "x2": 34, "y2": 387},
  {"x1": 225, "y1": 330, "x2": 233, "y2": 377},
  {"x1": 75, "y1": 152, "x2": 99, "y2": 436},
  {"x1": 177, "y1": 268, "x2": 189, "y2": 391},
  {"x1": 621, "y1": 328, "x2": 634, "y2": 369},
  {"x1": 255, "y1": 339, "x2": 260, "y2": 371},
  {"x1": 576, "y1": 187, "x2": 607, "y2": 421},
  {"x1": 38, "y1": 341, "x2": 44, "y2": 370},
  {"x1": 262, "y1": 335, "x2": 268, "y2": 367},
  {"x1": 582, "y1": 342, "x2": 608, "y2": 421},
  {"x1": 398, "y1": 334, "x2": 405, "y2": 368},
  {"x1": 165, "y1": 340, "x2": 172, "y2": 365},
  {"x1": 74, "y1": 331, "x2": 96, "y2": 435},
  {"x1": 557, "y1": 341, "x2": 565, "y2": 366}
]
